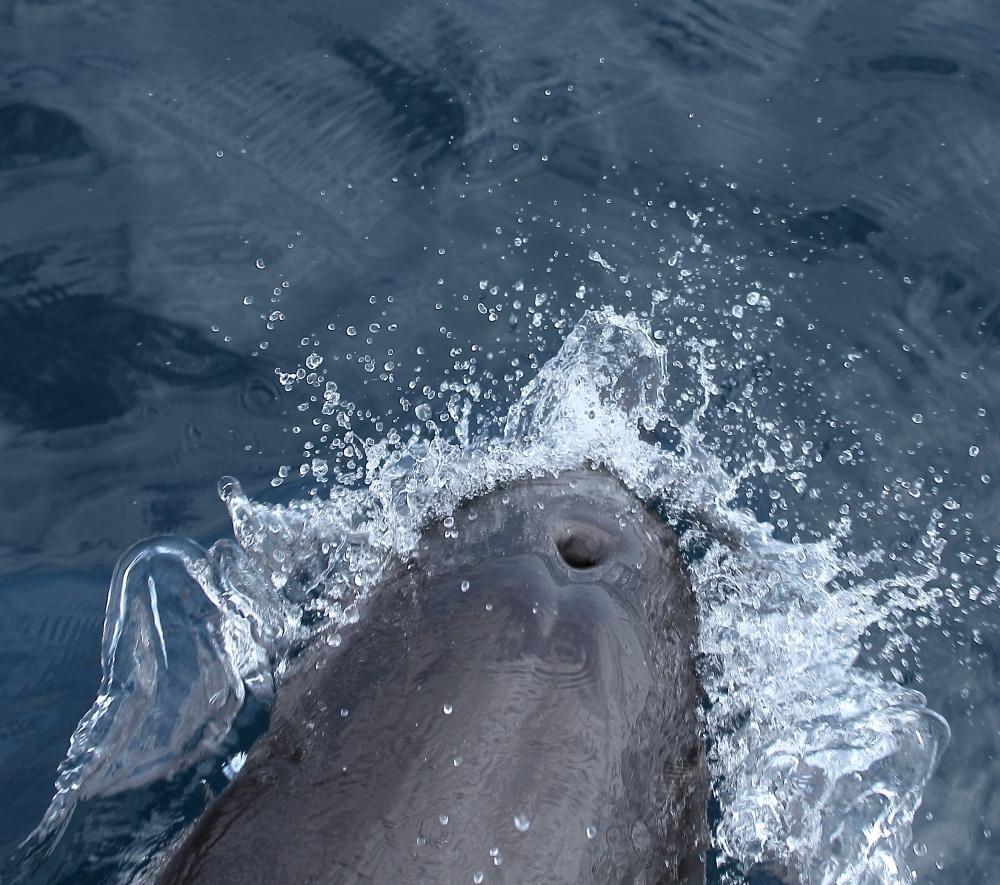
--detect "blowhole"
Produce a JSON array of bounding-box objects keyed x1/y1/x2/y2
[{"x1": 555, "y1": 522, "x2": 616, "y2": 570}]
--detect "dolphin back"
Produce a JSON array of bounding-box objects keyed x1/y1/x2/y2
[{"x1": 156, "y1": 469, "x2": 707, "y2": 884}]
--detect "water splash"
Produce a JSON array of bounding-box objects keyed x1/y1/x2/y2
[{"x1": 20, "y1": 307, "x2": 947, "y2": 884}]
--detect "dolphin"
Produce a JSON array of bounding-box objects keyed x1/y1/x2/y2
[{"x1": 155, "y1": 468, "x2": 708, "y2": 884}]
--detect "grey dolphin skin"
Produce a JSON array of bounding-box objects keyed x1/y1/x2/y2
[{"x1": 156, "y1": 468, "x2": 708, "y2": 884}]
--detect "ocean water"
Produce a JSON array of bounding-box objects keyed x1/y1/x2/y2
[{"x1": 0, "y1": 0, "x2": 998, "y2": 882}]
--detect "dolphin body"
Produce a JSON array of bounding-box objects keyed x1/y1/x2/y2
[{"x1": 156, "y1": 468, "x2": 708, "y2": 884}]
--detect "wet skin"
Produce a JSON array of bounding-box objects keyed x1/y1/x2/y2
[{"x1": 156, "y1": 468, "x2": 707, "y2": 884}]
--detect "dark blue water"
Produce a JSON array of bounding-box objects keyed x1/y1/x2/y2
[{"x1": 1, "y1": 0, "x2": 999, "y2": 881}]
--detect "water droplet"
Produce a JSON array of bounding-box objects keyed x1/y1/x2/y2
[
  {"x1": 586, "y1": 825, "x2": 597, "y2": 839},
  {"x1": 439, "y1": 814, "x2": 449, "y2": 826},
  {"x1": 340, "y1": 707, "x2": 349, "y2": 717},
  {"x1": 346, "y1": 326, "x2": 357, "y2": 337},
  {"x1": 255, "y1": 258, "x2": 266, "y2": 269},
  {"x1": 461, "y1": 580, "x2": 470, "y2": 592},
  {"x1": 969, "y1": 445, "x2": 980, "y2": 457},
  {"x1": 911, "y1": 413, "x2": 924, "y2": 424},
  {"x1": 514, "y1": 813, "x2": 530, "y2": 832},
  {"x1": 453, "y1": 756, "x2": 463, "y2": 766},
  {"x1": 473, "y1": 873, "x2": 484, "y2": 884},
  {"x1": 443, "y1": 703, "x2": 453, "y2": 715}
]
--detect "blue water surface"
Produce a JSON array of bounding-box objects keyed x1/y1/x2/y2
[{"x1": 1, "y1": 0, "x2": 998, "y2": 881}]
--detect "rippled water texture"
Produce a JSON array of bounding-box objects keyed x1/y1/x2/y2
[{"x1": 1, "y1": 0, "x2": 999, "y2": 882}]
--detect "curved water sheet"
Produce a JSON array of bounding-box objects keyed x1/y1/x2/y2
[
  {"x1": 18, "y1": 309, "x2": 948, "y2": 884},
  {"x1": 13, "y1": 539, "x2": 295, "y2": 882}
]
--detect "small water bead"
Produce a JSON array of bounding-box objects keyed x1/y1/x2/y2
[
  {"x1": 453, "y1": 756, "x2": 463, "y2": 766},
  {"x1": 586, "y1": 825, "x2": 597, "y2": 839},
  {"x1": 473, "y1": 874, "x2": 484, "y2": 884},
  {"x1": 461, "y1": 580, "x2": 470, "y2": 592},
  {"x1": 340, "y1": 707, "x2": 349, "y2": 717},
  {"x1": 255, "y1": 258, "x2": 265, "y2": 269},
  {"x1": 443, "y1": 703, "x2": 453, "y2": 715},
  {"x1": 484, "y1": 603, "x2": 493, "y2": 612},
  {"x1": 514, "y1": 813, "x2": 530, "y2": 832},
  {"x1": 912, "y1": 413, "x2": 924, "y2": 424},
  {"x1": 346, "y1": 326, "x2": 357, "y2": 337},
  {"x1": 439, "y1": 814, "x2": 449, "y2": 826},
  {"x1": 969, "y1": 445, "x2": 980, "y2": 457}
]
